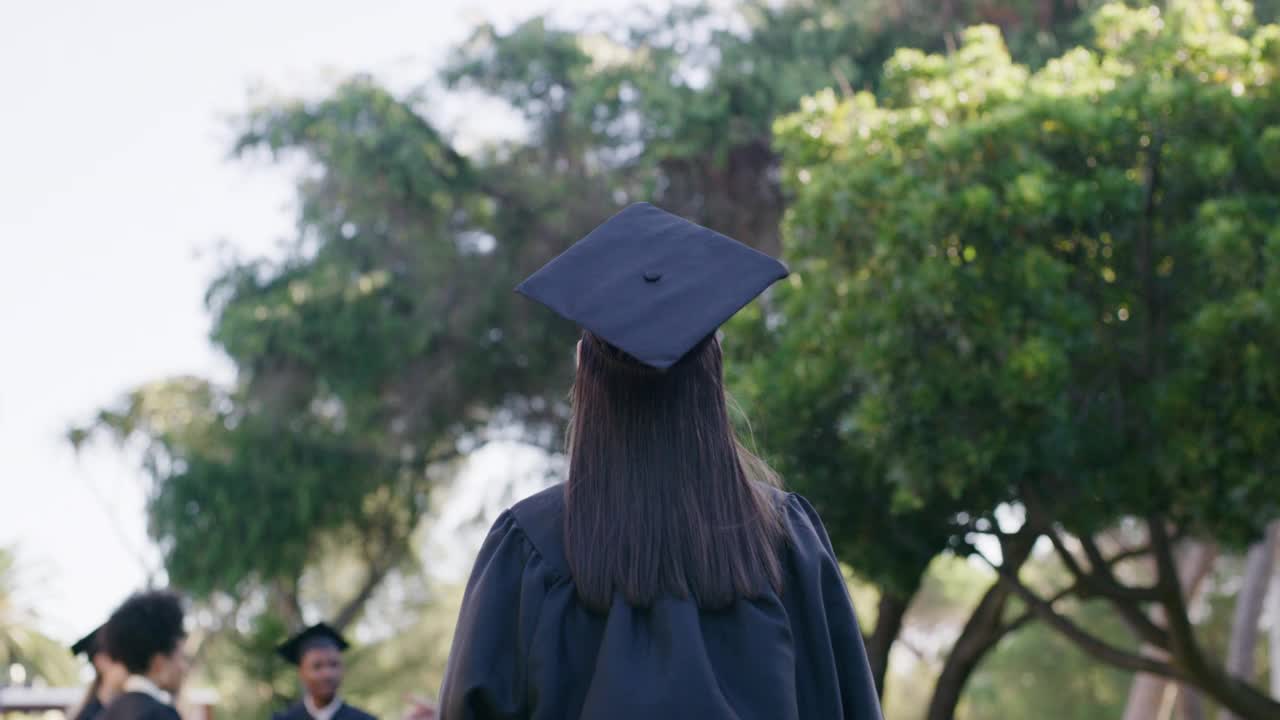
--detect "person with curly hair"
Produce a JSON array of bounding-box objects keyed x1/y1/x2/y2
[{"x1": 99, "y1": 590, "x2": 189, "y2": 720}]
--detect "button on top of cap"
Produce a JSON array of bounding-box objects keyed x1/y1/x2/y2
[{"x1": 643, "y1": 271, "x2": 663, "y2": 282}]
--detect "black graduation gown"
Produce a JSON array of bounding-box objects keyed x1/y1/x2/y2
[
  {"x1": 438, "y1": 484, "x2": 884, "y2": 720},
  {"x1": 271, "y1": 700, "x2": 379, "y2": 720},
  {"x1": 99, "y1": 692, "x2": 180, "y2": 720},
  {"x1": 73, "y1": 695, "x2": 104, "y2": 720}
]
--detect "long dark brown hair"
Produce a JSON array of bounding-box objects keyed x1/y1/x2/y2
[{"x1": 564, "y1": 330, "x2": 785, "y2": 612}]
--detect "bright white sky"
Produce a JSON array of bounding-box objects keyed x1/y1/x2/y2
[{"x1": 0, "y1": 0, "x2": 668, "y2": 647}]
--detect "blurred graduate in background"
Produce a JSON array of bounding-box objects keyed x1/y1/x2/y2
[
  {"x1": 99, "y1": 590, "x2": 190, "y2": 720},
  {"x1": 272, "y1": 623, "x2": 378, "y2": 720}
]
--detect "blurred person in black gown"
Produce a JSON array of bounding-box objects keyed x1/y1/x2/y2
[
  {"x1": 271, "y1": 623, "x2": 378, "y2": 720},
  {"x1": 68, "y1": 624, "x2": 128, "y2": 720},
  {"x1": 99, "y1": 590, "x2": 189, "y2": 720},
  {"x1": 437, "y1": 203, "x2": 884, "y2": 719}
]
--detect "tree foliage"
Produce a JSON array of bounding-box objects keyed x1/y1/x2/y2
[
  {"x1": 79, "y1": 82, "x2": 482, "y2": 605},
  {"x1": 447, "y1": 0, "x2": 1103, "y2": 254},
  {"x1": 761, "y1": 1, "x2": 1280, "y2": 715}
]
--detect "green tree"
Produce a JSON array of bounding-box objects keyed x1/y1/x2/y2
[
  {"x1": 765, "y1": 1, "x2": 1280, "y2": 716},
  {"x1": 445, "y1": 0, "x2": 1101, "y2": 256},
  {"x1": 69, "y1": 79, "x2": 572, "y2": 715}
]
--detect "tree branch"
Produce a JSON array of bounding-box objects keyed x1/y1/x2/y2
[
  {"x1": 1031, "y1": 514, "x2": 1169, "y2": 648},
  {"x1": 333, "y1": 543, "x2": 405, "y2": 632},
  {"x1": 1002, "y1": 609, "x2": 1036, "y2": 635},
  {"x1": 1071, "y1": 533, "x2": 1171, "y2": 648},
  {"x1": 999, "y1": 581, "x2": 1081, "y2": 637},
  {"x1": 1106, "y1": 542, "x2": 1159, "y2": 568},
  {"x1": 1043, "y1": 522, "x2": 1088, "y2": 580},
  {"x1": 1078, "y1": 534, "x2": 1161, "y2": 602},
  {"x1": 1002, "y1": 583, "x2": 1079, "y2": 635},
  {"x1": 1148, "y1": 516, "x2": 1202, "y2": 664},
  {"x1": 971, "y1": 543, "x2": 1187, "y2": 682},
  {"x1": 332, "y1": 494, "x2": 424, "y2": 632}
]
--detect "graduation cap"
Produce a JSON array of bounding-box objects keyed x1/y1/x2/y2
[
  {"x1": 70, "y1": 625, "x2": 104, "y2": 658},
  {"x1": 516, "y1": 202, "x2": 788, "y2": 370},
  {"x1": 276, "y1": 623, "x2": 350, "y2": 666}
]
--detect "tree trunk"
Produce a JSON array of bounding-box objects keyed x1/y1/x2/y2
[
  {"x1": 1125, "y1": 654, "x2": 1174, "y2": 720},
  {"x1": 1177, "y1": 687, "x2": 1205, "y2": 720},
  {"x1": 925, "y1": 582, "x2": 1015, "y2": 720},
  {"x1": 1122, "y1": 541, "x2": 1218, "y2": 720},
  {"x1": 926, "y1": 529, "x2": 1037, "y2": 720},
  {"x1": 865, "y1": 590, "x2": 909, "y2": 700},
  {"x1": 1220, "y1": 522, "x2": 1279, "y2": 720},
  {"x1": 1271, "y1": 524, "x2": 1280, "y2": 697}
]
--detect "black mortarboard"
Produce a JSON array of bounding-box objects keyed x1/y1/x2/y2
[
  {"x1": 276, "y1": 623, "x2": 349, "y2": 665},
  {"x1": 516, "y1": 202, "x2": 788, "y2": 370},
  {"x1": 71, "y1": 625, "x2": 104, "y2": 657}
]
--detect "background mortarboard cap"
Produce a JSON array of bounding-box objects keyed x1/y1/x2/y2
[
  {"x1": 276, "y1": 622, "x2": 349, "y2": 665},
  {"x1": 70, "y1": 624, "x2": 104, "y2": 657},
  {"x1": 516, "y1": 202, "x2": 788, "y2": 369}
]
